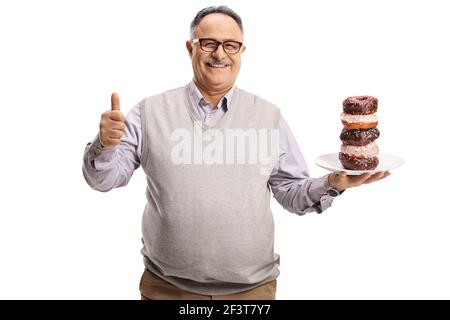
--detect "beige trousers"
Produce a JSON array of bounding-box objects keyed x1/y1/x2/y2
[{"x1": 139, "y1": 268, "x2": 277, "y2": 300}]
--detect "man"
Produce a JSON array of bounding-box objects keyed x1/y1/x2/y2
[{"x1": 82, "y1": 6, "x2": 390, "y2": 300}]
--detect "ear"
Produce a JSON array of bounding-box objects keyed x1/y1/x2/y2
[
  {"x1": 241, "y1": 45, "x2": 246, "y2": 54},
  {"x1": 186, "y1": 40, "x2": 193, "y2": 57}
]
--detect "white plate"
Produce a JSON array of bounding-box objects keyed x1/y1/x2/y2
[{"x1": 314, "y1": 153, "x2": 404, "y2": 175}]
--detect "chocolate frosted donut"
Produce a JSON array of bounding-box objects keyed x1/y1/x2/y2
[
  {"x1": 340, "y1": 128, "x2": 380, "y2": 146},
  {"x1": 339, "y1": 152, "x2": 379, "y2": 170},
  {"x1": 343, "y1": 96, "x2": 378, "y2": 115}
]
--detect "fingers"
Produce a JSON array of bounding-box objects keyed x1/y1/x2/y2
[
  {"x1": 362, "y1": 172, "x2": 383, "y2": 184},
  {"x1": 101, "y1": 138, "x2": 121, "y2": 148},
  {"x1": 363, "y1": 171, "x2": 391, "y2": 184},
  {"x1": 107, "y1": 128, "x2": 124, "y2": 139},
  {"x1": 349, "y1": 172, "x2": 372, "y2": 184},
  {"x1": 99, "y1": 127, "x2": 124, "y2": 148},
  {"x1": 109, "y1": 111, "x2": 125, "y2": 122},
  {"x1": 111, "y1": 92, "x2": 120, "y2": 111},
  {"x1": 100, "y1": 117, "x2": 125, "y2": 131},
  {"x1": 334, "y1": 170, "x2": 391, "y2": 190},
  {"x1": 331, "y1": 171, "x2": 369, "y2": 190}
]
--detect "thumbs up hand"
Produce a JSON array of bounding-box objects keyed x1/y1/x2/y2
[{"x1": 99, "y1": 92, "x2": 125, "y2": 149}]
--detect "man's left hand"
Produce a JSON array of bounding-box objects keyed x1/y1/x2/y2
[{"x1": 328, "y1": 171, "x2": 391, "y2": 192}]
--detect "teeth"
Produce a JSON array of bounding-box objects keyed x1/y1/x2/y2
[{"x1": 207, "y1": 63, "x2": 227, "y2": 68}]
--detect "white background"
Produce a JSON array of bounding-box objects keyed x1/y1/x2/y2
[{"x1": 1, "y1": 0, "x2": 449, "y2": 299}]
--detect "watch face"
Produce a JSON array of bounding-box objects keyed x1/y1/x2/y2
[{"x1": 327, "y1": 189, "x2": 339, "y2": 197}]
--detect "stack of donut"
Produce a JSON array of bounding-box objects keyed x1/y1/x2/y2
[{"x1": 339, "y1": 96, "x2": 380, "y2": 170}]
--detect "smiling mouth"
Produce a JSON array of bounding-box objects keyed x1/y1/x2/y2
[{"x1": 205, "y1": 62, "x2": 230, "y2": 68}]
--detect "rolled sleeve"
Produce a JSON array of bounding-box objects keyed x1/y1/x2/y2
[
  {"x1": 82, "y1": 103, "x2": 141, "y2": 192},
  {"x1": 86, "y1": 134, "x2": 118, "y2": 170},
  {"x1": 269, "y1": 115, "x2": 339, "y2": 215},
  {"x1": 310, "y1": 175, "x2": 334, "y2": 213}
]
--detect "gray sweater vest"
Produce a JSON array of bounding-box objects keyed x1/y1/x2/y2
[{"x1": 139, "y1": 85, "x2": 281, "y2": 295}]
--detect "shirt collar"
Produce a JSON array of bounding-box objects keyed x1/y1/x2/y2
[{"x1": 187, "y1": 80, "x2": 236, "y2": 110}]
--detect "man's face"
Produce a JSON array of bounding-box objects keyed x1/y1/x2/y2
[{"x1": 186, "y1": 13, "x2": 245, "y2": 92}]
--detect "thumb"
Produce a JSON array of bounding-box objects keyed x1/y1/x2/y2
[{"x1": 111, "y1": 92, "x2": 120, "y2": 111}]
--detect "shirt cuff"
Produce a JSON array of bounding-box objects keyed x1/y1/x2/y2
[
  {"x1": 310, "y1": 175, "x2": 341, "y2": 214},
  {"x1": 309, "y1": 175, "x2": 329, "y2": 200},
  {"x1": 87, "y1": 134, "x2": 118, "y2": 170}
]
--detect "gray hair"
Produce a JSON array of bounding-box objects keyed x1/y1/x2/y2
[{"x1": 190, "y1": 5, "x2": 244, "y2": 39}]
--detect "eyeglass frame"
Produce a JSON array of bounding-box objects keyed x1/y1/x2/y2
[{"x1": 191, "y1": 38, "x2": 244, "y2": 54}]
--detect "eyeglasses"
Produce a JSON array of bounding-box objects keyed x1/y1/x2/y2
[{"x1": 191, "y1": 38, "x2": 243, "y2": 54}]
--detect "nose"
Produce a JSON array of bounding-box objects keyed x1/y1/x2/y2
[{"x1": 211, "y1": 44, "x2": 227, "y2": 60}]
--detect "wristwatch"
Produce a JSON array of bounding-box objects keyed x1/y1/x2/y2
[
  {"x1": 325, "y1": 174, "x2": 341, "y2": 197},
  {"x1": 326, "y1": 187, "x2": 340, "y2": 197}
]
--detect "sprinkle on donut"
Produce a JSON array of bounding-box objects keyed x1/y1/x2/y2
[
  {"x1": 342, "y1": 96, "x2": 378, "y2": 115},
  {"x1": 338, "y1": 95, "x2": 380, "y2": 170}
]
